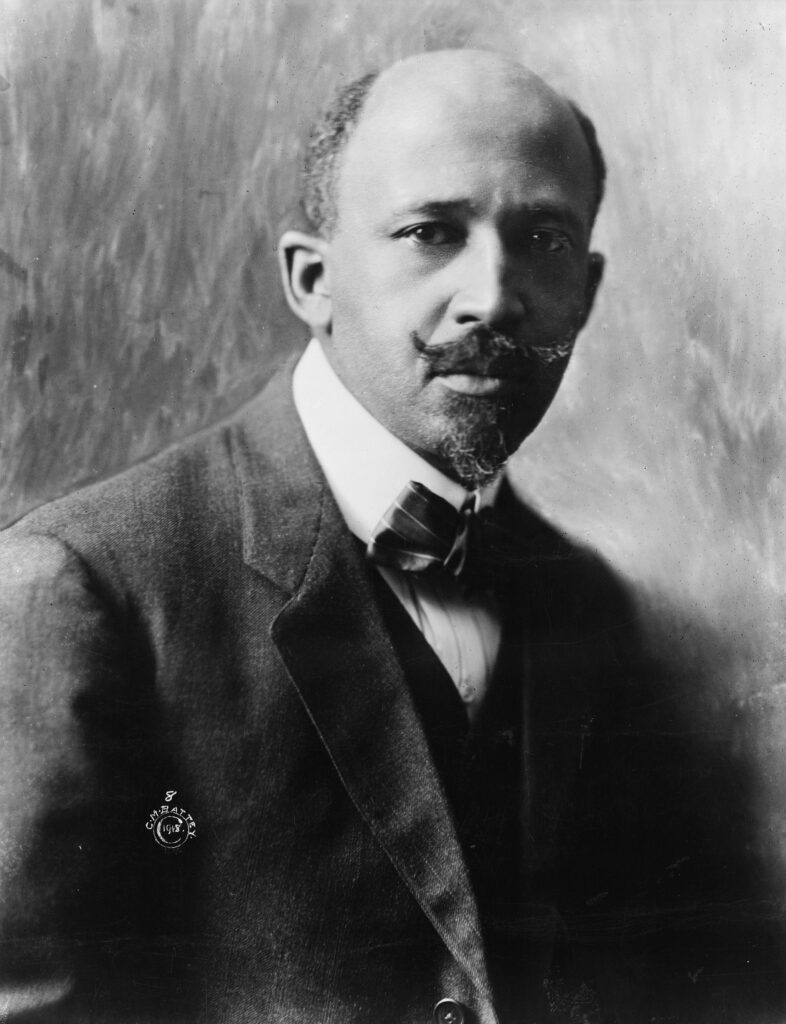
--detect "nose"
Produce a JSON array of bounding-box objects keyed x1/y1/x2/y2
[{"x1": 449, "y1": 230, "x2": 526, "y2": 329}]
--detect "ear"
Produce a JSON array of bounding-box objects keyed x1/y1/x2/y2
[
  {"x1": 583, "y1": 251, "x2": 605, "y2": 318},
  {"x1": 278, "y1": 230, "x2": 332, "y2": 336}
]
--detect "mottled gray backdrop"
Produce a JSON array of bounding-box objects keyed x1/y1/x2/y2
[{"x1": 1, "y1": 0, "x2": 785, "y2": 879}]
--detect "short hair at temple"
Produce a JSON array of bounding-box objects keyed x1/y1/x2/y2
[{"x1": 301, "y1": 66, "x2": 607, "y2": 237}]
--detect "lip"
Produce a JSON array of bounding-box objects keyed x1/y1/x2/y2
[{"x1": 436, "y1": 373, "x2": 524, "y2": 397}]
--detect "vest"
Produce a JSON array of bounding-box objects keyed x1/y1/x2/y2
[{"x1": 372, "y1": 572, "x2": 558, "y2": 1023}]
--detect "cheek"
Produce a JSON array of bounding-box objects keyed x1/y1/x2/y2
[
  {"x1": 328, "y1": 279, "x2": 414, "y2": 388},
  {"x1": 531, "y1": 267, "x2": 591, "y2": 330},
  {"x1": 331, "y1": 262, "x2": 396, "y2": 333}
]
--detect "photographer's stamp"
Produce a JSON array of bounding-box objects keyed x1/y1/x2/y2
[{"x1": 145, "y1": 791, "x2": 196, "y2": 850}]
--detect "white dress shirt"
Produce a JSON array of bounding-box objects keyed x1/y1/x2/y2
[{"x1": 292, "y1": 339, "x2": 503, "y2": 718}]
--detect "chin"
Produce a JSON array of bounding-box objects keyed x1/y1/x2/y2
[{"x1": 430, "y1": 393, "x2": 535, "y2": 489}]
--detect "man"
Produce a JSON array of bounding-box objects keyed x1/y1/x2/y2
[{"x1": 0, "y1": 50, "x2": 780, "y2": 1024}]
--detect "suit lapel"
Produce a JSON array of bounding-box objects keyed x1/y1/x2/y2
[{"x1": 229, "y1": 364, "x2": 493, "y2": 1001}]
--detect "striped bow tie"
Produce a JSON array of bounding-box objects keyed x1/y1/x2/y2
[{"x1": 366, "y1": 481, "x2": 479, "y2": 577}]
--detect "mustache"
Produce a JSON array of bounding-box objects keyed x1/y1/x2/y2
[{"x1": 411, "y1": 328, "x2": 575, "y2": 378}]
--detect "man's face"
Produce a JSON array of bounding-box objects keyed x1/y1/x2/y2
[{"x1": 320, "y1": 69, "x2": 601, "y2": 485}]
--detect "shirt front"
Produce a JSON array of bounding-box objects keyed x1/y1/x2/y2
[{"x1": 292, "y1": 338, "x2": 503, "y2": 718}]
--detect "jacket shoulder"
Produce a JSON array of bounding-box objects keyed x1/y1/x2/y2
[
  {"x1": 1, "y1": 377, "x2": 295, "y2": 588},
  {"x1": 500, "y1": 478, "x2": 639, "y2": 639}
]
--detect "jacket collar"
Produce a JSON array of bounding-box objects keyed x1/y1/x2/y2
[
  {"x1": 228, "y1": 360, "x2": 495, "y2": 1006},
  {"x1": 227, "y1": 357, "x2": 326, "y2": 595}
]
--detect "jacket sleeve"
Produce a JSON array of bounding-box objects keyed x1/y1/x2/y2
[{"x1": 0, "y1": 531, "x2": 130, "y2": 1021}]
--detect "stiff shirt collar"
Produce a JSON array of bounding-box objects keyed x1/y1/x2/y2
[{"x1": 292, "y1": 339, "x2": 501, "y2": 545}]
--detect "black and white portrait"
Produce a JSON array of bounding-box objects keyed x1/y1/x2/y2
[{"x1": 1, "y1": 2, "x2": 784, "y2": 1021}]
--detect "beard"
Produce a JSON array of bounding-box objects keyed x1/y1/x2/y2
[
  {"x1": 433, "y1": 393, "x2": 514, "y2": 489},
  {"x1": 412, "y1": 326, "x2": 576, "y2": 489}
]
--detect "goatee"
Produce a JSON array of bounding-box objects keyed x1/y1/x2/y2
[{"x1": 434, "y1": 392, "x2": 515, "y2": 489}]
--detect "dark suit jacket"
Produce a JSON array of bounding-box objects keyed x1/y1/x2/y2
[{"x1": 0, "y1": 365, "x2": 781, "y2": 1023}]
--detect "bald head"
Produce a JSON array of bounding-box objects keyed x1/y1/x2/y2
[
  {"x1": 363, "y1": 50, "x2": 568, "y2": 129},
  {"x1": 301, "y1": 49, "x2": 605, "y2": 237}
]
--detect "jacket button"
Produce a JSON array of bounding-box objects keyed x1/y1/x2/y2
[{"x1": 433, "y1": 998, "x2": 466, "y2": 1024}]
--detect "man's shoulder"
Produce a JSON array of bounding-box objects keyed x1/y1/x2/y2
[
  {"x1": 0, "y1": 363, "x2": 305, "y2": 583},
  {"x1": 499, "y1": 478, "x2": 637, "y2": 624}
]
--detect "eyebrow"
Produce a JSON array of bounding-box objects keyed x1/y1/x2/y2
[
  {"x1": 387, "y1": 199, "x2": 586, "y2": 236},
  {"x1": 387, "y1": 200, "x2": 477, "y2": 221}
]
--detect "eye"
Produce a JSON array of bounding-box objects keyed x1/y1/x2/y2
[
  {"x1": 528, "y1": 229, "x2": 572, "y2": 255},
  {"x1": 400, "y1": 222, "x2": 463, "y2": 246}
]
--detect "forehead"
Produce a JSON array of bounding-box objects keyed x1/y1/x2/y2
[{"x1": 336, "y1": 77, "x2": 595, "y2": 226}]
